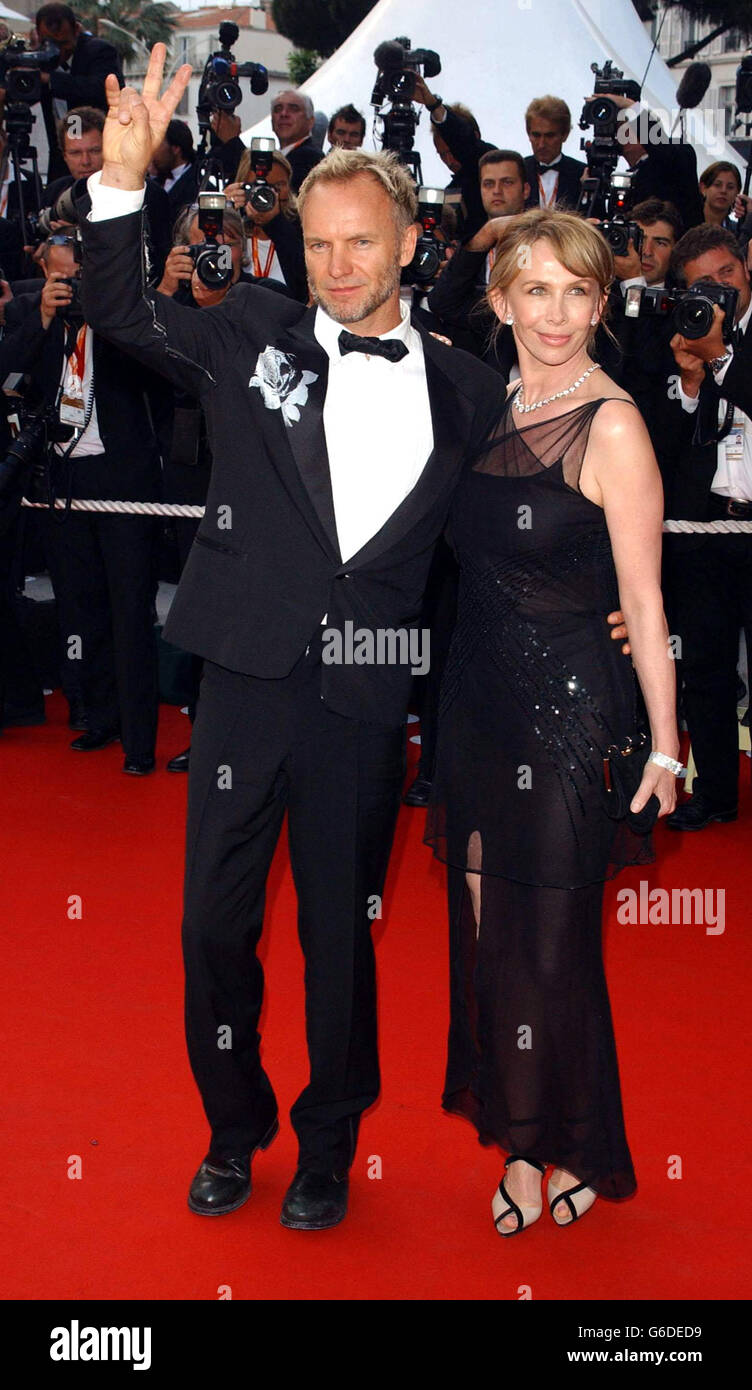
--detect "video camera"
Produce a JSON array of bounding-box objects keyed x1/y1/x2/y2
[
  {"x1": 197, "y1": 21, "x2": 268, "y2": 119},
  {"x1": 371, "y1": 36, "x2": 441, "y2": 182},
  {"x1": 577, "y1": 60, "x2": 644, "y2": 251},
  {"x1": 407, "y1": 187, "x2": 446, "y2": 285},
  {"x1": 242, "y1": 137, "x2": 278, "y2": 215},
  {"x1": 186, "y1": 193, "x2": 234, "y2": 291},
  {"x1": 0, "y1": 35, "x2": 60, "y2": 104},
  {"x1": 624, "y1": 281, "x2": 738, "y2": 342}
]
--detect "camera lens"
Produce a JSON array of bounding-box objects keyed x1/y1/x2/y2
[
  {"x1": 606, "y1": 225, "x2": 629, "y2": 255},
  {"x1": 414, "y1": 244, "x2": 441, "y2": 282},
  {"x1": 249, "y1": 183, "x2": 277, "y2": 214},
  {"x1": 593, "y1": 98, "x2": 615, "y2": 124},
  {"x1": 674, "y1": 296, "x2": 713, "y2": 340},
  {"x1": 194, "y1": 245, "x2": 233, "y2": 290},
  {"x1": 214, "y1": 79, "x2": 241, "y2": 110}
]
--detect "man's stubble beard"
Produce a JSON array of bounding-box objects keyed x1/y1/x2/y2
[{"x1": 308, "y1": 257, "x2": 402, "y2": 325}]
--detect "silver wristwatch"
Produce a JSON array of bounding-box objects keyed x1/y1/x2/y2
[
  {"x1": 648, "y1": 751, "x2": 685, "y2": 776},
  {"x1": 708, "y1": 349, "x2": 733, "y2": 374}
]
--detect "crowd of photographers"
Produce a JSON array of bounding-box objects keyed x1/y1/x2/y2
[{"x1": 0, "y1": 9, "x2": 750, "y2": 830}]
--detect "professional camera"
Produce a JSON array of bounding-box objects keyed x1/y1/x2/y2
[
  {"x1": 187, "y1": 193, "x2": 234, "y2": 290},
  {"x1": 371, "y1": 36, "x2": 441, "y2": 181},
  {"x1": 407, "y1": 187, "x2": 446, "y2": 284},
  {"x1": 0, "y1": 35, "x2": 60, "y2": 104},
  {"x1": 35, "y1": 183, "x2": 79, "y2": 239},
  {"x1": 580, "y1": 60, "x2": 641, "y2": 143},
  {"x1": 56, "y1": 274, "x2": 82, "y2": 321},
  {"x1": 242, "y1": 137, "x2": 278, "y2": 215},
  {"x1": 624, "y1": 281, "x2": 739, "y2": 341},
  {"x1": 593, "y1": 171, "x2": 643, "y2": 256},
  {"x1": 0, "y1": 407, "x2": 48, "y2": 508},
  {"x1": 197, "y1": 20, "x2": 268, "y2": 116}
]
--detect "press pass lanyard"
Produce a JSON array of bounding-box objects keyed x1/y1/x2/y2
[
  {"x1": 50, "y1": 320, "x2": 96, "y2": 522},
  {"x1": 251, "y1": 232, "x2": 275, "y2": 279}
]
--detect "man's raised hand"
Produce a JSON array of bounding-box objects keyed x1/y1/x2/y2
[{"x1": 101, "y1": 43, "x2": 192, "y2": 191}]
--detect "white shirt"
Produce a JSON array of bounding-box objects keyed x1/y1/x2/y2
[
  {"x1": 86, "y1": 173, "x2": 436, "y2": 560},
  {"x1": 246, "y1": 233, "x2": 286, "y2": 286},
  {"x1": 54, "y1": 323, "x2": 104, "y2": 458},
  {"x1": 536, "y1": 154, "x2": 561, "y2": 208},
  {"x1": 314, "y1": 299, "x2": 433, "y2": 563},
  {"x1": 163, "y1": 162, "x2": 190, "y2": 194},
  {"x1": 677, "y1": 298, "x2": 752, "y2": 503}
]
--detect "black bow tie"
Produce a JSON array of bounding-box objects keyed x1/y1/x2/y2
[
  {"x1": 338, "y1": 329, "x2": 408, "y2": 363},
  {"x1": 536, "y1": 160, "x2": 560, "y2": 173}
]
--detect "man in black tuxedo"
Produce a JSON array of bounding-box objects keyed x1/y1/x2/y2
[
  {"x1": 3, "y1": 232, "x2": 162, "y2": 772},
  {"x1": 523, "y1": 96, "x2": 586, "y2": 211},
  {"x1": 412, "y1": 78, "x2": 497, "y2": 240},
  {"x1": 76, "y1": 48, "x2": 505, "y2": 1232},
  {"x1": 270, "y1": 89, "x2": 323, "y2": 194},
  {"x1": 427, "y1": 149, "x2": 527, "y2": 376},
  {"x1": 35, "y1": 4, "x2": 123, "y2": 183},
  {"x1": 659, "y1": 225, "x2": 752, "y2": 830},
  {"x1": 150, "y1": 119, "x2": 198, "y2": 223}
]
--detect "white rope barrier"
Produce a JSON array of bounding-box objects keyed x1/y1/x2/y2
[{"x1": 18, "y1": 498, "x2": 752, "y2": 532}]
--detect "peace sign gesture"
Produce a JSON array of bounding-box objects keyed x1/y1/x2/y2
[{"x1": 101, "y1": 43, "x2": 193, "y2": 191}]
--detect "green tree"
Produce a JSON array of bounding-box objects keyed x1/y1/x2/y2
[
  {"x1": 76, "y1": 1, "x2": 179, "y2": 63},
  {"x1": 288, "y1": 49, "x2": 320, "y2": 86},
  {"x1": 272, "y1": 0, "x2": 378, "y2": 60}
]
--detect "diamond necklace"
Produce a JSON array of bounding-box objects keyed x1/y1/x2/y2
[{"x1": 513, "y1": 362, "x2": 601, "y2": 413}]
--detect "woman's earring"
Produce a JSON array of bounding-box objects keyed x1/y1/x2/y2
[
  {"x1": 590, "y1": 314, "x2": 598, "y2": 325},
  {"x1": 505, "y1": 314, "x2": 514, "y2": 325}
]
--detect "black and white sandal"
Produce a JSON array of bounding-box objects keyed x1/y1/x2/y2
[
  {"x1": 492, "y1": 1154, "x2": 546, "y2": 1236},
  {"x1": 547, "y1": 1174, "x2": 597, "y2": 1225}
]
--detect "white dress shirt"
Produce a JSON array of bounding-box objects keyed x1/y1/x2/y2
[
  {"x1": 313, "y1": 299, "x2": 433, "y2": 563},
  {"x1": 536, "y1": 154, "x2": 561, "y2": 208},
  {"x1": 163, "y1": 162, "x2": 190, "y2": 194},
  {"x1": 677, "y1": 298, "x2": 752, "y2": 502}
]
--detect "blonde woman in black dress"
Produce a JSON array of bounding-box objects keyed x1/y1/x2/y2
[{"x1": 425, "y1": 209, "x2": 682, "y2": 1234}]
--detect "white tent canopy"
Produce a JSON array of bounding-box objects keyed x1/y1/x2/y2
[
  {"x1": 243, "y1": 0, "x2": 740, "y2": 183},
  {"x1": 0, "y1": 3, "x2": 31, "y2": 25}
]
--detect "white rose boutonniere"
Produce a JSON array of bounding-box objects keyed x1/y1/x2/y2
[{"x1": 249, "y1": 346, "x2": 318, "y2": 427}]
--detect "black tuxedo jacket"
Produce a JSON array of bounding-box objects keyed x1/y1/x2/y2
[
  {"x1": 43, "y1": 174, "x2": 171, "y2": 284},
  {"x1": 437, "y1": 107, "x2": 498, "y2": 239},
  {"x1": 78, "y1": 200, "x2": 501, "y2": 725},
  {"x1": 645, "y1": 321, "x2": 752, "y2": 548},
  {"x1": 41, "y1": 35, "x2": 123, "y2": 183},
  {"x1": 524, "y1": 153, "x2": 586, "y2": 210},
  {"x1": 3, "y1": 289, "x2": 162, "y2": 501},
  {"x1": 285, "y1": 137, "x2": 324, "y2": 194},
  {"x1": 628, "y1": 133, "x2": 704, "y2": 232},
  {"x1": 427, "y1": 244, "x2": 517, "y2": 378},
  {"x1": 160, "y1": 163, "x2": 200, "y2": 224}
]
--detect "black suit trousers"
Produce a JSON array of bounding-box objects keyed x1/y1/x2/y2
[
  {"x1": 42, "y1": 491, "x2": 159, "y2": 758},
  {"x1": 667, "y1": 522, "x2": 752, "y2": 806},
  {"x1": 182, "y1": 643, "x2": 407, "y2": 1171}
]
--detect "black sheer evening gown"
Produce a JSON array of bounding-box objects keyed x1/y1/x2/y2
[{"x1": 424, "y1": 392, "x2": 655, "y2": 1201}]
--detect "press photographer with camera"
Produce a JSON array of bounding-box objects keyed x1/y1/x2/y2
[
  {"x1": 411, "y1": 75, "x2": 496, "y2": 239},
  {"x1": 523, "y1": 96, "x2": 586, "y2": 210},
  {"x1": 589, "y1": 89, "x2": 704, "y2": 235},
  {"x1": 660, "y1": 225, "x2": 752, "y2": 831},
  {"x1": 32, "y1": 4, "x2": 123, "y2": 182},
  {"x1": 224, "y1": 144, "x2": 307, "y2": 302},
  {"x1": 41, "y1": 106, "x2": 170, "y2": 282},
  {"x1": 1, "y1": 228, "x2": 163, "y2": 773},
  {"x1": 426, "y1": 149, "x2": 529, "y2": 375}
]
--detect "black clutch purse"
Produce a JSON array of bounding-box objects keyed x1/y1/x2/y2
[{"x1": 603, "y1": 730, "x2": 660, "y2": 835}]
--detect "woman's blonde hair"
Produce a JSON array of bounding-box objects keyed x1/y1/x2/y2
[
  {"x1": 235, "y1": 148, "x2": 299, "y2": 219},
  {"x1": 486, "y1": 207, "x2": 614, "y2": 351}
]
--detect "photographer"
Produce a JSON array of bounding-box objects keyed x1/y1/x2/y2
[
  {"x1": 33, "y1": 4, "x2": 124, "y2": 181},
  {"x1": 661, "y1": 225, "x2": 752, "y2": 830},
  {"x1": 269, "y1": 89, "x2": 323, "y2": 194},
  {"x1": 588, "y1": 91, "x2": 704, "y2": 234},
  {"x1": 2, "y1": 231, "x2": 162, "y2": 773},
  {"x1": 327, "y1": 105, "x2": 366, "y2": 151},
  {"x1": 412, "y1": 76, "x2": 497, "y2": 238},
  {"x1": 43, "y1": 106, "x2": 170, "y2": 283},
  {"x1": 150, "y1": 119, "x2": 198, "y2": 223},
  {"x1": 427, "y1": 149, "x2": 528, "y2": 375},
  {"x1": 224, "y1": 148, "x2": 307, "y2": 302}
]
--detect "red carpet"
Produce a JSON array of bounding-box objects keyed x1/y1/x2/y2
[{"x1": 2, "y1": 693, "x2": 750, "y2": 1301}]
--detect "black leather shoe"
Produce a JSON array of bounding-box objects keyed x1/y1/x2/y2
[
  {"x1": 188, "y1": 1117, "x2": 279, "y2": 1216},
  {"x1": 280, "y1": 1168, "x2": 349, "y2": 1230},
  {"x1": 123, "y1": 756, "x2": 156, "y2": 775},
  {"x1": 666, "y1": 794, "x2": 737, "y2": 831},
  {"x1": 166, "y1": 747, "x2": 190, "y2": 773},
  {"x1": 70, "y1": 729, "x2": 119, "y2": 751},
  {"x1": 403, "y1": 773, "x2": 432, "y2": 807}
]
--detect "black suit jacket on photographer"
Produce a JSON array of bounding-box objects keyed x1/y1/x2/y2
[
  {"x1": 284, "y1": 136, "x2": 324, "y2": 195},
  {"x1": 655, "y1": 319, "x2": 752, "y2": 533},
  {"x1": 524, "y1": 153, "x2": 586, "y2": 210},
  {"x1": 627, "y1": 123, "x2": 704, "y2": 233},
  {"x1": 77, "y1": 196, "x2": 501, "y2": 727},
  {"x1": 41, "y1": 35, "x2": 124, "y2": 183},
  {"x1": 3, "y1": 288, "x2": 162, "y2": 502},
  {"x1": 433, "y1": 107, "x2": 497, "y2": 240},
  {"x1": 427, "y1": 243, "x2": 516, "y2": 378}
]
